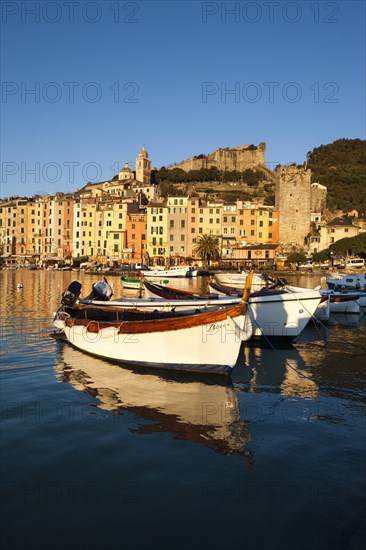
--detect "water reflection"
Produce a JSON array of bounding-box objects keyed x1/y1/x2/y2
[
  {"x1": 328, "y1": 313, "x2": 364, "y2": 328},
  {"x1": 54, "y1": 343, "x2": 253, "y2": 460},
  {"x1": 233, "y1": 337, "x2": 324, "y2": 398}
]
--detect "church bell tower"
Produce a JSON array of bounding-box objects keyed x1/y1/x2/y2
[{"x1": 136, "y1": 147, "x2": 151, "y2": 184}]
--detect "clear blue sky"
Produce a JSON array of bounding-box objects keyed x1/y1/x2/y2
[{"x1": 1, "y1": 0, "x2": 365, "y2": 197}]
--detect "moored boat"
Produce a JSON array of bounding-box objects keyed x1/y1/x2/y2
[
  {"x1": 321, "y1": 290, "x2": 361, "y2": 314},
  {"x1": 80, "y1": 278, "x2": 323, "y2": 339},
  {"x1": 122, "y1": 275, "x2": 170, "y2": 291},
  {"x1": 215, "y1": 270, "x2": 270, "y2": 290},
  {"x1": 326, "y1": 273, "x2": 366, "y2": 306},
  {"x1": 208, "y1": 279, "x2": 243, "y2": 296},
  {"x1": 213, "y1": 280, "x2": 328, "y2": 326},
  {"x1": 121, "y1": 275, "x2": 143, "y2": 290},
  {"x1": 53, "y1": 273, "x2": 254, "y2": 375},
  {"x1": 140, "y1": 265, "x2": 193, "y2": 278},
  {"x1": 286, "y1": 285, "x2": 360, "y2": 315},
  {"x1": 143, "y1": 279, "x2": 213, "y2": 300}
]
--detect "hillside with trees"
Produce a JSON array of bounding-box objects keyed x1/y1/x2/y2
[
  {"x1": 306, "y1": 138, "x2": 366, "y2": 215},
  {"x1": 152, "y1": 165, "x2": 275, "y2": 203},
  {"x1": 153, "y1": 138, "x2": 365, "y2": 214}
]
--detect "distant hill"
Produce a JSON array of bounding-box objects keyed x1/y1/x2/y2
[
  {"x1": 306, "y1": 138, "x2": 366, "y2": 215},
  {"x1": 155, "y1": 138, "x2": 366, "y2": 213},
  {"x1": 154, "y1": 164, "x2": 275, "y2": 203}
]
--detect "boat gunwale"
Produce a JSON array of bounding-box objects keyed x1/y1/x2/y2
[{"x1": 64, "y1": 301, "x2": 246, "y2": 334}]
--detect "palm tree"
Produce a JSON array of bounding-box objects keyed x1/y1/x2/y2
[{"x1": 193, "y1": 234, "x2": 220, "y2": 268}]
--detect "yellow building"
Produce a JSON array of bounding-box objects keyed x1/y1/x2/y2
[
  {"x1": 95, "y1": 201, "x2": 128, "y2": 264},
  {"x1": 0, "y1": 200, "x2": 17, "y2": 258},
  {"x1": 146, "y1": 199, "x2": 168, "y2": 263}
]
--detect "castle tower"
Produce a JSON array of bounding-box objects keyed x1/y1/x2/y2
[
  {"x1": 136, "y1": 147, "x2": 151, "y2": 184},
  {"x1": 275, "y1": 166, "x2": 311, "y2": 251}
]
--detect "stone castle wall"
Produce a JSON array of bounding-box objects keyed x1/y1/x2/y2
[
  {"x1": 275, "y1": 166, "x2": 312, "y2": 250},
  {"x1": 171, "y1": 142, "x2": 266, "y2": 172},
  {"x1": 310, "y1": 183, "x2": 327, "y2": 212}
]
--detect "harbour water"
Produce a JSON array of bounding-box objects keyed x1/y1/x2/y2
[{"x1": 1, "y1": 269, "x2": 365, "y2": 550}]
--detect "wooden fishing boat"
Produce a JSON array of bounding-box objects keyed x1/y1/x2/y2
[
  {"x1": 208, "y1": 279, "x2": 242, "y2": 296},
  {"x1": 143, "y1": 279, "x2": 213, "y2": 300},
  {"x1": 78, "y1": 278, "x2": 323, "y2": 338},
  {"x1": 53, "y1": 272, "x2": 254, "y2": 375}
]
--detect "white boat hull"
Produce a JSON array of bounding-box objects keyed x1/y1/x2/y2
[
  {"x1": 325, "y1": 294, "x2": 361, "y2": 314},
  {"x1": 54, "y1": 311, "x2": 249, "y2": 375},
  {"x1": 121, "y1": 280, "x2": 142, "y2": 290},
  {"x1": 140, "y1": 266, "x2": 192, "y2": 278},
  {"x1": 215, "y1": 271, "x2": 266, "y2": 290},
  {"x1": 247, "y1": 291, "x2": 322, "y2": 337},
  {"x1": 328, "y1": 299, "x2": 360, "y2": 314},
  {"x1": 291, "y1": 284, "x2": 362, "y2": 314},
  {"x1": 285, "y1": 285, "x2": 330, "y2": 321}
]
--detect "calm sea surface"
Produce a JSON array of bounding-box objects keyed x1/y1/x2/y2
[{"x1": 1, "y1": 269, "x2": 365, "y2": 550}]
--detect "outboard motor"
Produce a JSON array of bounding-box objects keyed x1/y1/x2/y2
[
  {"x1": 84, "y1": 278, "x2": 113, "y2": 301},
  {"x1": 61, "y1": 281, "x2": 82, "y2": 306}
]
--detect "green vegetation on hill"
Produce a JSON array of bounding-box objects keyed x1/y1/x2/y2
[
  {"x1": 306, "y1": 138, "x2": 366, "y2": 215},
  {"x1": 153, "y1": 166, "x2": 273, "y2": 200},
  {"x1": 153, "y1": 138, "x2": 365, "y2": 214},
  {"x1": 155, "y1": 166, "x2": 269, "y2": 185}
]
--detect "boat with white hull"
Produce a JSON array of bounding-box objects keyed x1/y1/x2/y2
[
  {"x1": 121, "y1": 275, "x2": 170, "y2": 290},
  {"x1": 326, "y1": 273, "x2": 366, "y2": 307},
  {"x1": 321, "y1": 290, "x2": 361, "y2": 314},
  {"x1": 140, "y1": 265, "x2": 193, "y2": 278},
  {"x1": 53, "y1": 274, "x2": 254, "y2": 375},
  {"x1": 215, "y1": 270, "x2": 268, "y2": 290},
  {"x1": 80, "y1": 280, "x2": 323, "y2": 339},
  {"x1": 286, "y1": 285, "x2": 360, "y2": 315}
]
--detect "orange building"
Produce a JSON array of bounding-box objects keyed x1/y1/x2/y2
[
  {"x1": 126, "y1": 200, "x2": 147, "y2": 263},
  {"x1": 236, "y1": 202, "x2": 279, "y2": 245}
]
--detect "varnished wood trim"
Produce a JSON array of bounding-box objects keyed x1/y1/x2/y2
[{"x1": 65, "y1": 301, "x2": 246, "y2": 334}]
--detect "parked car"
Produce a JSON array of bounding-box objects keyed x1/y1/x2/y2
[{"x1": 345, "y1": 258, "x2": 365, "y2": 269}]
